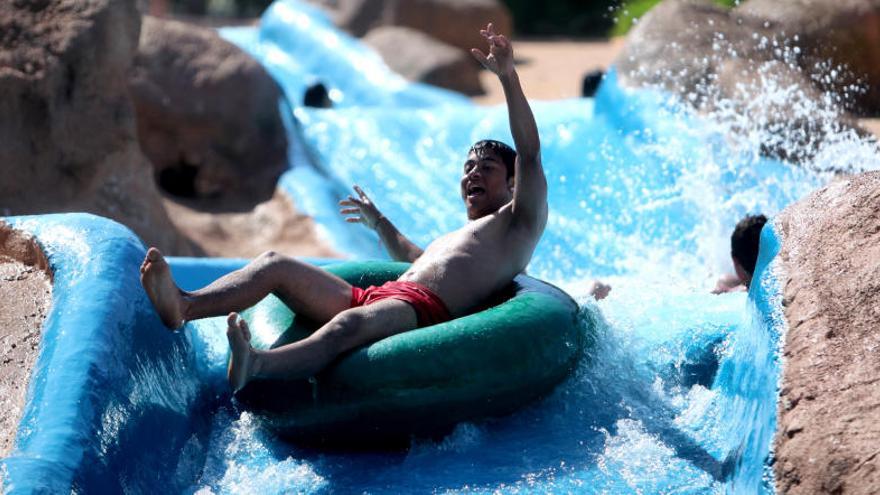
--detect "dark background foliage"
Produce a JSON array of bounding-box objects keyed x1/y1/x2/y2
[
  {"x1": 165, "y1": 0, "x2": 738, "y2": 37},
  {"x1": 501, "y1": 0, "x2": 619, "y2": 37}
]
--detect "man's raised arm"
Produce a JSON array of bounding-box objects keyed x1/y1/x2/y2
[
  {"x1": 471, "y1": 23, "x2": 547, "y2": 229},
  {"x1": 339, "y1": 185, "x2": 424, "y2": 262}
]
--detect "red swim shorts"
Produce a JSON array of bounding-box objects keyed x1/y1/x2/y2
[{"x1": 350, "y1": 281, "x2": 452, "y2": 327}]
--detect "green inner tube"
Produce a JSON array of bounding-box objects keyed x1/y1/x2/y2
[{"x1": 235, "y1": 261, "x2": 587, "y2": 447}]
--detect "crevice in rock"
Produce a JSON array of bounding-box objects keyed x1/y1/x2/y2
[{"x1": 158, "y1": 159, "x2": 201, "y2": 199}]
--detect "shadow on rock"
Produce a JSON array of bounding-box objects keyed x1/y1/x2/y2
[{"x1": 130, "y1": 15, "x2": 289, "y2": 213}]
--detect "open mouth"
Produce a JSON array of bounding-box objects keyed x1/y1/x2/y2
[{"x1": 466, "y1": 184, "x2": 485, "y2": 198}]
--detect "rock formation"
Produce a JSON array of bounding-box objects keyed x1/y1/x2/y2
[
  {"x1": 305, "y1": 0, "x2": 512, "y2": 54},
  {"x1": 162, "y1": 190, "x2": 339, "y2": 258},
  {"x1": 130, "y1": 16, "x2": 288, "y2": 203},
  {"x1": 738, "y1": 0, "x2": 880, "y2": 117},
  {"x1": 0, "y1": 223, "x2": 52, "y2": 459},
  {"x1": 617, "y1": 0, "x2": 880, "y2": 118},
  {"x1": 364, "y1": 26, "x2": 483, "y2": 95},
  {"x1": 615, "y1": 0, "x2": 776, "y2": 99},
  {"x1": 0, "y1": 0, "x2": 193, "y2": 254},
  {"x1": 774, "y1": 171, "x2": 880, "y2": 494},
  {"x1": 612, "y1": 0, "x2": 871, "y2": 164}
]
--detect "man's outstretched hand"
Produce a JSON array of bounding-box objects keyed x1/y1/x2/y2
[
  {"x1": 339, "y1": 185, "x2": 384, "y2": 230},
  {"x1": 471, "y1": 23, "x2": 514, "y2": 78},
  {"x1": 339, "y1": 185, "x2": 424, "y2": 262}
]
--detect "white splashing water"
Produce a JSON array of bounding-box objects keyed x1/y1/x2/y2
[{"x1": 177, "y1": 1, "x2": 880, "y2": 493}]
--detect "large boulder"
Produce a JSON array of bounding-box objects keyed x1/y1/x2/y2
[
  {"x1": 737, "y1": 0, "x2": 880, "y2": 117},
  {"x1": 161, "y1": 190, "x2": 339, "y2": 258},
  {"x1": 305, "y1": 0, "x2": 513, "y2": 53},
  {"x1": 130, "y1": 16, "x2": 288, "y2": 203},
  {"x1": 613, "y1": 0, "x2": 869, "y2": 164},
  {"x1": 774, "y1": 171, "x2": 880, "y2": 493},
  {"x1": 614, "y1": 0, "x2": 778, "y2": 100},
  {"x1": 0, "y1": 0, "x2": 193, "y2": 254},
  {"x1": 364, "y1": 26, "x2": 483, "y2": 95}
]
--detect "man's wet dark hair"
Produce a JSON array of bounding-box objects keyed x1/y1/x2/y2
[
  {"x1": 469, "y1": 140, "x2": 516, "y2": 179},
  {"x1": 731, "y1": 214, "x2": 768, "y2": 276}
]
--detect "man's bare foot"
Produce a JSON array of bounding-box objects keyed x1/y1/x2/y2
[
  {"x1": 140, "y1": 247, "x2": 186, "y2": 330},
  {"x1": 227, "y1": 312, "x2": 257, "y2": 393},
  {"x1": 589, "y1": 280, "x2": 611, "y2": 300}
]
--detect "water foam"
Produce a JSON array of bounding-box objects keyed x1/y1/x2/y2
[{"x1": 189, "y1": 1, "x2": 880, "y2": 492}]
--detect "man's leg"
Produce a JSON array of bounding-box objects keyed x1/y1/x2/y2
[
  {"x1": 226, "y1": 298, "x2": 418, "y2": 391},
  {"x1": 140, "y1": 248, "x2": 352, "y2": 329}
]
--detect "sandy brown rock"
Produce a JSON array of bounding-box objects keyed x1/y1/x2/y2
[
  {"x1": 615, "y1": 0, "x2": 776, "y2": 99},
  {"x1": 130, "y1": 16, "x2": 288, "y2": 203},
  {"x1": 860, "y1": 118, "x2": 880, "y2": 140},
  {"x1": 737, "y1": 0, "x2": 880, "y2": 117},
  {"x1": 162, "y1": 188, "x2": 340, "y2": 258},
  {"x1": 775, "y1": 171, "x2": 880, "y2": 494},
  {"x1": 0, "y1": 223, "x2": 52, "y2": 459},
  {"x1": 0, "y1": 0, "x2": 194, "y2": 255},
  {"x1": 305, "y1": 0, "x2": 512, "y2": 53},
  {"x1": 364, "y1": 26, "x2": 483, "y2": 96},
  {"x1": 613, "y1": 0, "x2": 871, "y2": 165}
]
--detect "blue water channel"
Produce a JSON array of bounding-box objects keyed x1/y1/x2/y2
[{"x1": 5, "y1": 0, "x2": 879, "y2": 492}]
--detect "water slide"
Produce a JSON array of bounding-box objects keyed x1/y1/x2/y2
[{"x1": 2, "y1": 0, "x2": 831, "y2": 492}]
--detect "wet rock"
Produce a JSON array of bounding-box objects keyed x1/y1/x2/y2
[
  {"x1": 0, "y1": 223, "x2": 52, "y2": 458},
  {"x1": 612, "y1": 0, "x2": 874, "y2": 165},
  {"x1": 305, "y1": 0, "x2": 512, "y2": 53},
  {"x1": 0, "y1": 0, "x2": 194, "y2": 254},
  {"x1": 775, "y1": 171, "x2": 880, "y2": 494},
  {"x1": 364, "y1": 26, "x2": 483, "y2": 96},
  {"x1": 130, "y1": 16, "x2": 288, "y2": 203},
  {"x1": 737, "y1": 0, "x2": 880, "y2": 117},
  {"x1": 614, "y1": 0, "x2": 774, "y2": 98},
  {"x1": 711, "y1": 56, "x2": 870, "y2": 164}
]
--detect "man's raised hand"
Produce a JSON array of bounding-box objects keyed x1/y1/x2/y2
[
  {"x1": 339, "y1": 185, "x2": 424, "y2": 262},
  {"x1": 470, "y1": 23, "x2": 514, "y2": 78},
  {"x1": 339, "y1": 185, "x2": 384, "y2": 230}
]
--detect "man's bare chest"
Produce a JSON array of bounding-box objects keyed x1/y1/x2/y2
[{"x1": 423, "y1": 216, "x2": 510, "y2": 258}]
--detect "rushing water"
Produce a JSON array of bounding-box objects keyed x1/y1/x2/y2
[
  {"x1": 9, "y1": 0, "x2": 880, "y2": 493},
  {"x1": 8, "y1": 0, "x2": 880, "y2": 494},
  {"x1": 175, "y1": 1, "x2": 880, "y2": 493}
]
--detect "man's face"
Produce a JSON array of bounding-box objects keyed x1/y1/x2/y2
[{"x1": 460, "y1": 149, "x2": 514, "y2": 220}]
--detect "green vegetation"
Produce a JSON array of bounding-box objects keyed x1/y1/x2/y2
[{"x1": 611, "y1": 0, "x2": 739, "y2": 37}]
